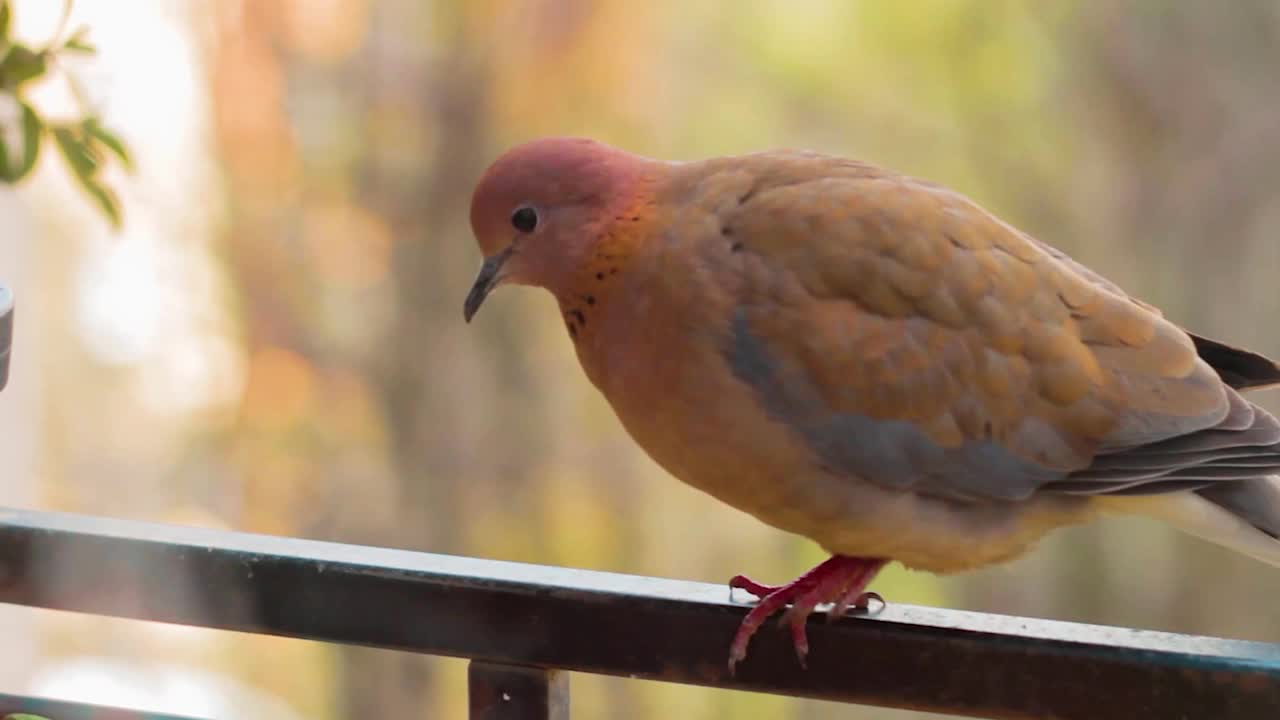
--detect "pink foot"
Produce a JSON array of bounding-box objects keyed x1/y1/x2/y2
[{"x1": 727, "y1": 555, "x2": 887, "y2": 672}]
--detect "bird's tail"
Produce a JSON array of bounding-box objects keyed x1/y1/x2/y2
[{"x1": 1100, "y1": 477, "x2": 1280, "y2": 568}]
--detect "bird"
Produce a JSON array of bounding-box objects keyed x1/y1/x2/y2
[{"x1": 463, "y1": 136, "x2": 1280, "y2": 672}]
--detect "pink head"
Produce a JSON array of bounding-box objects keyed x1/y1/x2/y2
[{"x1": 464, "y1": 137, "x2": 653, "y2": 321}]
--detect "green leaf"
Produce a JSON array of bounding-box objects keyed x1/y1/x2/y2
[
  {"x1": 85, "y1": 116, "x2": 131, "y2": 171},
  {"x1": 53, "y1": 125, "x2": 97, "y2": 176},
  {"x1": 63, "y1": 27, "x2": 95, "y2": 54},
  {"x1": 11, "y1": 100, "x2": 42, "y2": 180},
  {"x1": 0, "y1": 98, "x2": 37, "y2": 183},
  {"x1": 79, "y1": 173, "x2": 121, "y2": 228},
  {"x1": 0, "y1": 2, "x2": 12, "y2": 44},
  {"x1": 0, "y1": 124, "x2": 12, "y2": 182},
  {"x1": 0, "y1": 45, "x2": 47, "y2": 89},
  {"x1": 4, "y1": 714, "x2": 54, "y2": 720},
  {"x1": 54, "y1": 125, "x2": 121, "y2": 227}
]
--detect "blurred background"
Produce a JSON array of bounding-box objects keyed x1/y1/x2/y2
[{"x1": 2, "y1": 1, "x2": 1280, "y2": 718}]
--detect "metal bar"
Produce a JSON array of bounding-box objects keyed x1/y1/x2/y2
[
  {"x1": 0, "y1": 691, "x2": 208, "y2": 720},
  {"x1": 0, "y1": 507, "x2": 1278, "y2": 719},
  {"x1": 0, "y1": 285, "x2": 12, "y2": 391},
  {"x1": 469, "y1": 662, "x2": 569, "y2": 720}
]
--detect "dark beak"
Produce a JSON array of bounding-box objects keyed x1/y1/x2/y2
[{"x1": 463, "y1": 246, "x2": 513, "y2": 323}]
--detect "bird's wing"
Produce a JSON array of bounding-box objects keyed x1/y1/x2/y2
[
  {"x1": 717, "y1": 159, "x2": 1280, "y2": 502},
  {"x1": 1028, "y1": 233, "x2": 1280, "y2": 392}
]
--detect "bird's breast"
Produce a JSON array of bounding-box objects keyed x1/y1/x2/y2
[{"x1": 567, "y1": 239, "x2": 824, "y2": 524}]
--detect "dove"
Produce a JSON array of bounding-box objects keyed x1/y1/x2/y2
[{"x1": 463, "y1": 137, "x2": 1280, "y2": 672}]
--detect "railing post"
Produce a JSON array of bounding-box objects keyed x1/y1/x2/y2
[{"x1": 468, "y1": 661, "x2": 569, "y2": 720}]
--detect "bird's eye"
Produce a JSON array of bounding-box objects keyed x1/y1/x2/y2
[{"x1": 511, "y1": 206, "x2": 539, "y2": 233}]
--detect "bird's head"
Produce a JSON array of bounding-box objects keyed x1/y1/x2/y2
[{"x1": 464, "y1": 137, "x2": 653, "y2": 321}]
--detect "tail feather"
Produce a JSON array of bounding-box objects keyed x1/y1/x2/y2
[
  {"x1": 1190, "y1": 332, "x2": 1280, "y2": 390},
  {"x1": 1097, "y1": 330, "x2": 1280, "y2": 561},
  {"x1": 1197, "y1": 478, "x2": 1280, "y2": 539},
  {"x1": 1101, "y1": 480, "x2": 1280, "y2": 568}
]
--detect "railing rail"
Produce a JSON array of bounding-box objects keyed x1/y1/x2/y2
[
  {"x1": 0, "y1": 507, "x2": 1278, "y2": 719},
  {"x1": 0, "y1": 691, "x2": 204, "y2": 720}
]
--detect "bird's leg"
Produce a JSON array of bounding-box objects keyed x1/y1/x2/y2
[{"x1": 727, "y1": 555, "x2": 887, "y2": 673}]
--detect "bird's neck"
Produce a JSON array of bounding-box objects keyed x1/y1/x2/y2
[
  {"x1": 549, "y1": 180, "x2": 660, "y2": 349},
  {"x1": 552, "y1": 223, "x2": 645, "y2": 347}
]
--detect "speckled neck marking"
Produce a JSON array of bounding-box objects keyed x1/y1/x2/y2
[{"x1": 558, "y1": 192, "x2": 656, "y2": 343}]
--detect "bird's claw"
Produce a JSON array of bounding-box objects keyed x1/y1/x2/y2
[
  {"x1": 728, "y1": 573, "x2": 781, "y2": 598},
  {"x1": 828, "y1": 589, "x2": 885, "y2": 621},
  {"x1": 725, "y1": 556, "x2": 887, "y2": 674}
]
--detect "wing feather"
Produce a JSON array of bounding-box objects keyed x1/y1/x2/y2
[{"x1": 718, "y1": 154, "x2": 1278, "y2": 502}]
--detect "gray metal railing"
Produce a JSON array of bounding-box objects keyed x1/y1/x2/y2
[
  {"x1": 0, "y1": 691, "x2": 202, "y2": 720},
  {"x1": 0, "y1": 507, "x2": 1277, "y2": 719}
]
